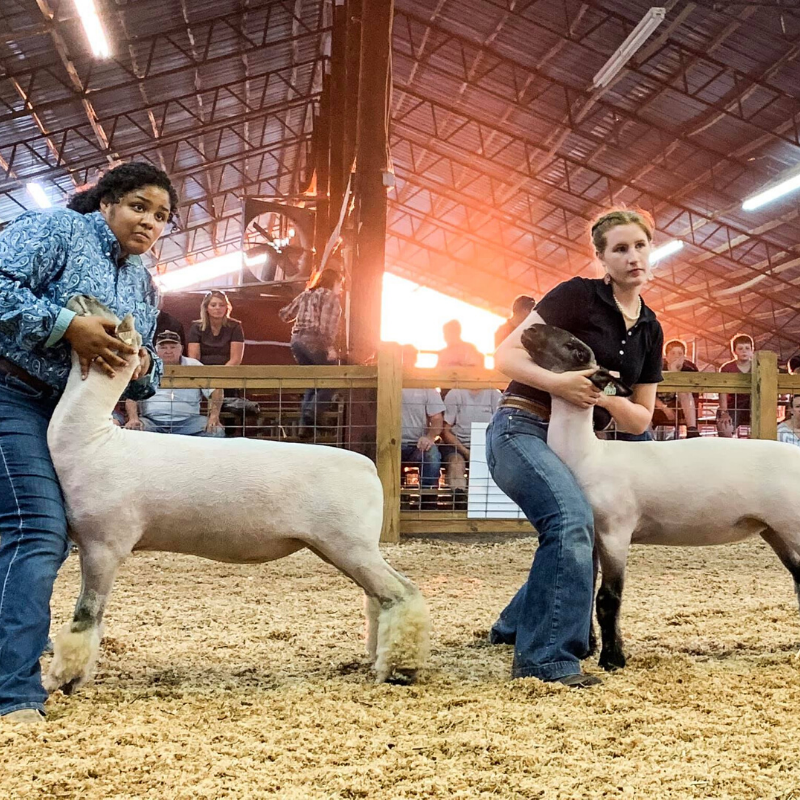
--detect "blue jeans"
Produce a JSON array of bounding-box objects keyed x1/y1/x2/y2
[
  {"x1": 139, "y1": 415, "x2": 226, "y2": 437},
  {"x1": 486, "y1": 408, "x2": 595, "y2": 682},
  {"x1": 290, "y1": 337, "x2": 335, "y2": 427},
  {"x1": 0, "y1": 375, "x2": 70, "y2": 716},
  {"x1": 401, "y1": 442, "x2": 442, "y2": 488}
]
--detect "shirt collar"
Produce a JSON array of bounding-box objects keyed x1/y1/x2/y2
[
  {"x1": 86, "y1": 211, "x2": 143, "y2": 268},
  {"x1": 595, "y1": 278, "x2": 656, "y2": 323}
]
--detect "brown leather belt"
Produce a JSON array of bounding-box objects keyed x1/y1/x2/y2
[
  {"x1": 498, "y1": 394, "x2": 551, "y2": 421},
  {"x1": 0, "y1": 356, "x2": 54, "y2": 397}
]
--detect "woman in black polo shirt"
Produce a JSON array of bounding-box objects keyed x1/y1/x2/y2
[{"x1": 487, "y1": 209, "x2": 664, "y2": 688}]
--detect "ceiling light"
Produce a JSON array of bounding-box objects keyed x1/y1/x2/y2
[
  {"x1": 592, "y1": 8, "x2": 666, "y2": 89},
  {"x1": 74, "y1": 0, "x2": 111, "y2": 58},
  {"x1": 156, "y1": 252, "x2": 242, "y2": 292},
  {"x1": 650, "y1": 239, "x2": 683, "y2": 264},
  {"x1": 742, "y1": 171, "x2": 800, "y2": 211},
  {"x1": 26, "y1": 182, "x2": 52, "y2": 208}
]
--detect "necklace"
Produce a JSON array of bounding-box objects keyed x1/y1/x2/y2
[{"x1": 612, "y1": 291, "x2": 642, "y2": 321}]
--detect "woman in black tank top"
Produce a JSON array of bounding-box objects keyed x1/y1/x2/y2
[{"x1": 485, "y1": 209, "x2": 664, "y2": 688}]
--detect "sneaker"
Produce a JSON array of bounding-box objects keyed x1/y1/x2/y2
[{"x1": 3, "y1": 709, "x2": 45, "y2": 725}]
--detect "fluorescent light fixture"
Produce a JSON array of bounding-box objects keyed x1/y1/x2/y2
[
  {"x1": 742, "y1": 172, "x2": 800, "y2": 211},
  {"x1": 156, "y1": 252, "x2": 242, "y2": 292},
  {"x1": 26, "y1": 182, "x2": 51, "y2": 208},
  {"x1": 592, "y1": 8, "x2": 666, "y2": 89},
  {"x1": 650, "y1": 239, "x2": 683, "y2": 264},
  {"x1": 74, "y1": 0, "x2": 110, "y2": 58}
]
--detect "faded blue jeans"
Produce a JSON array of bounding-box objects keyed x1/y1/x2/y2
[
  {"x1": 401, "y1": 442, "x2": 442, "y2": 488},
  {"x1": 0, "y1": 375, "x2": 70, "y2": 717},
  {"x1": 290, "y1": 335, "x2": 336, "y2": 427},
  {"x1": 486, "y1": 407, "x2": 595, "y2": 682}
]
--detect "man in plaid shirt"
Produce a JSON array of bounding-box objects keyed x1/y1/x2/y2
[{"x1": 279, "y1": 268, "x2": 344, "y2": 434}]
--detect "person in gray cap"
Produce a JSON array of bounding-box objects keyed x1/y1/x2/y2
[{"x1": 124, "y1": 329, "x2": 225, "y2": 437}]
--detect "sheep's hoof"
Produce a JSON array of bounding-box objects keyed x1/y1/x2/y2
[
  {"x1": 385, "y1": 669, "x2": 418, "y2": 686},
  {"x1": 598, "y1": 649, "x2": 626, "y2": 672},
  {"x1": 60, "y1": 678, "x2": 82, "y2": 696}
]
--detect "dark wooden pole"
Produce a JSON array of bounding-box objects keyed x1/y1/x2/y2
[
  {"x1": 312, "y1": 71, "x2": 331, "y2": 271},
  {"x1": 342, "y1": 0, "x2": 362, "y2": 184},
  {"x1": 328, "y1": 1, "x2": 347, "y2": 228},
  {"x1": 350, "y1": 0, "x2": 393, "y2": 364}
]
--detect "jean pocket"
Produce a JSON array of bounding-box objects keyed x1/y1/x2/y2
[
  {"x1": 0, "y1": 373, "x2": 46, "y2": 400},
  {"x1": 506, "y1": 412, "x2": 548, "y2": 439}
]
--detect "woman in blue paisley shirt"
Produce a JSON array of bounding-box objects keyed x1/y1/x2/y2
[{"x1": 0, "y1": 162, "x2": 178, "y2": 724}]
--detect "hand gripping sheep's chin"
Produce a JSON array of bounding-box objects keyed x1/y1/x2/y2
[
  {"x1": 44, "y1": 296, "x2": 430, "y2": 695},
  {"x1": 519, "y1": 322, "x2": 800, "y2": 672}
]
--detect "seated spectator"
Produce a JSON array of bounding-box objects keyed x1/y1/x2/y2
[
  {"x1": 155, "y1": 309, "x2": 187, "y2": 351},
  {"x1": 494, "y1": 295, "x2": 536, "y2": 349},
  {"x1": 717, "y1": 333, "x2": 754, "y2": 437},
  {"x1": 788, "y1": 353, "x2": 800, "y2": 375},
  {"x1": 436, "y1": 320, "x2": 485, "y2": 368},
  {"x1": 778, "y1": 395, "x2": 800, "y2": 446},
  {"x1": 125, "y1": 330, "x2": 225, "y2": 437},
  {"x1": 188, "y1": 290, "x2": 245, "y2": 366},
  {"x1": 441, "y1": 387, "x2": 501, "y2": 506},
  {"x1": 400, "y1": 345, "x2": 445, "y2": 496},
  {"x1": 653, "y1": 339, "x2": 700, "y2": 438}
]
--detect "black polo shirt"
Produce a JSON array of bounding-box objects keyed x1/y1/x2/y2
[{"x1": 507, "y1": 277, "x2": 664, "y2": 411}]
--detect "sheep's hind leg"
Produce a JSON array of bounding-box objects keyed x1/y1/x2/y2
[
  {"x1": 595, "y1": 534, "x2": 632, "y2": 672},
  {"x1": 308, "y1": 541, "x2": 430, "y2": 684},
  {"x1": 44, "y1": 545, "x2": 123, "y2": 695},
  {"x1": 760, "y1": 528, "x2": 800, "y2": 622}
]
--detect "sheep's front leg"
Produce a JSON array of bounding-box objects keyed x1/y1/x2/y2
[
  {"x1": 595, "y1": 532, "x2": 631, "y2": 672},
  {"x1": 586, "y1": 547, "x2": 600, "y2": 658},
  {"x1": 44, "y1": 545, "x2": 122, "y2": 695}
]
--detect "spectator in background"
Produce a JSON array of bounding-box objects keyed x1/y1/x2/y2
[
  {"x1": 494, "y1": 295, "x2": 536, "y2": 349},
  {"x1": 717, "y1": 333, "x2": 754, "y2": 437},
  {"x1": 125, "y1": 330, "x2": 224, "y2": 437},
  {"x1": 778, "y1": 395, "x2": 800, "y2": 446},
  {"x1": 187, "y1": 290, "x2": 245, "y2": 366},
  {"x1": 788, "y1": 353, "x2": 800, "y2": 375},
  {"x1": 436, "y1": 320, "x2": 484, "y2": 368},
  {"x1": 400, "y1": 345, "x2": 445, "y2": 497},
  {"x1": 653, "y1": 339, "x2": 700, "y2": 438},
  {"x1": 279, "y1": 268, "x2": 343, "y2": 434},
  {"x1": 441, "y1": 386, "x2": 501, "y2": 507},
  {"x1": 155, "y1": 308, "x2": 187, "y2": 351}
]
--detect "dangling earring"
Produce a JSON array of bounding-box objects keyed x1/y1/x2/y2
[{"x1": 603, "y1": 272, "x2": 611, "y2": 285}]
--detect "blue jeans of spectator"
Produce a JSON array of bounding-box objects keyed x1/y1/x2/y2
[
  {"x1": 486, "y1": 407, "x2": 595, "y2": 682},
  {"x1": 290, "y1": 336, "x2": 336, "y2": 428},
  {"x1": 401, "y1": 442, "x2": 442, "y2": 488},
  {"x1": 0, "y1": 375, "x2": 70, "y2": 717},
  {"x1": 139, "y1": 415, "x2": 226, "y2": 437}
]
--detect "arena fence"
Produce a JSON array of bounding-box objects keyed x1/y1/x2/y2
[{"x1": 161, "y1": 348, "x2": 785, "y2": 543}]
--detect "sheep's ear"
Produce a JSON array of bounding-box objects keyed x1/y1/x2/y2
[
  {"x1": 116, "y1": 314, "x2": 141, "y2": 349},
  {"x1": 66, "y1": 295, "x2": 94, "y2": 316},
  {"x1": 590, "y1": 367, "x2": 633, "y2": 398}
]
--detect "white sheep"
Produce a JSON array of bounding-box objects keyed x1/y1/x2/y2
[
  {"x1": 521, "y1": 323, "x2": 800, "y2": 671},
  {"x1": 45, "y1": 297, "x2": 430, "y2": 694}
]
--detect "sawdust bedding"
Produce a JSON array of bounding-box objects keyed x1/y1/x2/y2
[{"x1": 3, "y1": 536, "x2": 800, "y2": 799}]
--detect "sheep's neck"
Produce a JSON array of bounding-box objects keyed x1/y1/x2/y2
[
  {"x1": 52, "y1": 354, "x2": 135, "y2": 436},
  {"x1": 547, "y1": 396, "x2": 598, "y2": 469}
]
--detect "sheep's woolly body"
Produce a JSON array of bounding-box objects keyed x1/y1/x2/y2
[{"x1": 45, "y1": 298, "x2": 430, "y2": 693}]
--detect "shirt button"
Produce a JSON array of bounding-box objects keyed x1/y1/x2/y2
[
  {"x1": 619, "y1": 350, "x2": 624, "y2": 355},
  {"x1": 621, "y1": 339, "x2": 626, "y2": 344}
]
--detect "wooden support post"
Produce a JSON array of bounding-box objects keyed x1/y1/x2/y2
[
  {"x1": 751, "y1": 350, "x2": 778, "y2": 440},
  {"x1": 349, "y1": 0, "x2": 391, "y2": 364},
  {"x1": 328, "y1": 1, "x2": 347, "y2": 225},
  {"x1": 313, "y1": 72, "x2": 331, "y2": 270},
  {"x1": 376, "y1": 343, "x2": 402, "y2": 543},
  {"x1": 343, "y1": 0, "x2": 362, "y2": 179}
]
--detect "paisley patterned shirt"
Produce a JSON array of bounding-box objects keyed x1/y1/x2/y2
[{"x1": 0, "y1": 208, "x2": 162, "y2": 398}]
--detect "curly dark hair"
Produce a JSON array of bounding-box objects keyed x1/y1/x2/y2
[{"x1": 67, "y1": 162, "x2": 179, "y2": 222}]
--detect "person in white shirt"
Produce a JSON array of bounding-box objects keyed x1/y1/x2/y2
[
  {"x1": 125, "y1": 330, "x2": 225, "y2": 437},
  {"x1": 400, "y1": 345, "x2": 445, "y2": 489},
  {"x1": 778, "y1": 395, "x2": 800, "y2": 447},
  {"x1": 441, "y1": 387, "x2": 501, "y2": 496}
]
